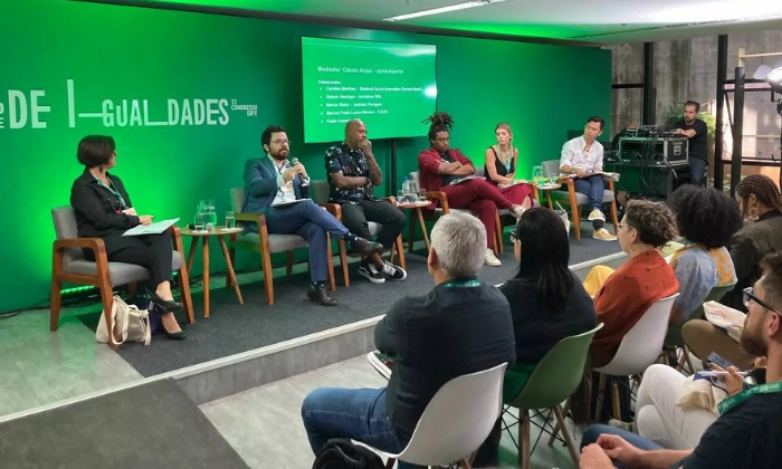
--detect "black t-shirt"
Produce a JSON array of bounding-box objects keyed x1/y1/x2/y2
[
  {"x1": 674, "y1": 119, "x2": 708, "y2": 162},
  {"x1": 678, "y1": 392, "x2": 782, "y2": 469},
  {"x1": 374, "y1": 279, "x2": 516, "y2": 438},
  {"x1": 499, "y1": 273, "x2": 597, "y2": 364},
  {"x1": 439, "y1": 151, "x2": 459, "y2": 186}
]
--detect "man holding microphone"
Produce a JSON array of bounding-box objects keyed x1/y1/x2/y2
[{"x1": 242, "y1": 125, "x2": 383, "y2": 306}]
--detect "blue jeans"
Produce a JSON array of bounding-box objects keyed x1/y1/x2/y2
[
  {"x1": 688, "y1": 157, "x2": 707, "y2": 186},
  {"x1": 262, "y1": 200, "x2": 349, "y2": 283},
  {"x1": 580, "y1": 424, "x2": 662, "y2": 468},
  {"x1": 574, "y1": 174, "x2": 605, "y2": 229},
  {"x1": 301, "y1": 387, "x2": 412, "y2": 468}
]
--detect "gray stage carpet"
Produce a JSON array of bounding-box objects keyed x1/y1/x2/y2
[
  {"x1": 80, "y1": 230, "x2": 621, "y2": 377},
  {"x1": 0, "y1": 379, "x2": 249, "y2": 468}
]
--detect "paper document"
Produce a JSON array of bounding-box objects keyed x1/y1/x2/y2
[
  {"x1": 123, "y1": 218, "x2": 180, "y2": 237},
  {"x1": 449, "y1": 175, "x2": 482, "y2": 185},
  {"x1": 272, "y1": 198, "x2": 311, "y2": 207},
  {"x1": 561, "y1": 171, "x2": 620, "y2": 182}
]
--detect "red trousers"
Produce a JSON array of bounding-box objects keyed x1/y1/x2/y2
[{"x1": 440, "y1": 179, "x2": 528, "y2": 248}]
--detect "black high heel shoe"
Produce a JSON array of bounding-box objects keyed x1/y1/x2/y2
[
  {"x1": 159, "y1": 312, "x2": 186, "y2": 341},
  {"x1": 151, "y1": 293, "x2": 183, "y2": 313}
]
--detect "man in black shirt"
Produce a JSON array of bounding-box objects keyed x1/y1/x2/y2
[
  {"x1": 301, "y1": 212, "x2": 516, "y2": 466},
  {"x1": 579, "y1": 252, "x2": 782, "y2": 469},
  {"x1": 674, "y1": 101, "x2": 709, "y2": 186}
]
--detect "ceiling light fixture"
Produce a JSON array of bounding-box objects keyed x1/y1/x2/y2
[{"x1": 384, "y1": 0, "x2": 510, "y2": 22}]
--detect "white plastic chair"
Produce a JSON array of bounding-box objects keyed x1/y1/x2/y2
[
  {"x1": 593, "y1": 293, "x2": 679, "y2": 420},
  {"x1": 357, "y1": 362, "x2": 508, "y2": 469}
]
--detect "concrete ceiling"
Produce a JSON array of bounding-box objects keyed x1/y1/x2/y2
[{"x1": 131, "y1": 0, "x2": 782, "y2": 43}]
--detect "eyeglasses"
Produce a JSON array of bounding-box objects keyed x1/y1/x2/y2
[
  {"x1": 743, "y1": 287, "x2": 776, "y2": 312},
  {"x1": 272, "y1": 139, "x2": 290, "y2": 146}
]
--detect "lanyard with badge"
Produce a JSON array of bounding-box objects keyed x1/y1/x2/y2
[
  {"x1": 441, "y1": 279, "x2": 481, "y2": 288},
  {"x1": 717, "y1": 381, "x2": 782, "y2": 416},
  {"x1": 93, "y1": 174, "x2": 127, "y2": 211}
]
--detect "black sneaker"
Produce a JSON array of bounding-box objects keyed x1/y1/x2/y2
[
  {"x1": 306, "y1": 283, "x2": 338, "y2": 306},
  {"x1": 358, "y1": 261, "x2": 385, "y2": 284},
  {"x1": 349, "y1": 237, "x2": 383, "y2": 257},
  {"x1": 380, "y1": 260, "x2": 407, "y2": 280}
]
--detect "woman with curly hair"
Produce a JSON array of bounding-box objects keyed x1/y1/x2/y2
[
  {"x1": 667, "y1": 185, "x2": 741, "y2": 324},
  {"x1": 418, "y1": 112, "x2": 527, "y2": 267},
  {"x1": 684, "y1": 175, "x2": 782, "y2": 370},
  {"x1": 586, "y1": 200, "x2": 680, "y2": 366}
]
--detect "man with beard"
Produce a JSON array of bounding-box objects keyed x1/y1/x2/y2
[
  {"x1": 579, "y1": 252, "x2": 782, "y2": 469},
  {"x1": 674, "y1": 101, "x2": 709, "y2": 186},
  {"x1": 325, "y1": 119, "x2": 407, "y2": 284},
  {"x1": 242, "y1": 125, "x2": 382, "y2": 306}
]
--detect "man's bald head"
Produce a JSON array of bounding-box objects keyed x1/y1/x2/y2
[{"x1": 345, "y1": 119, "x2": 367, "y2": 149}]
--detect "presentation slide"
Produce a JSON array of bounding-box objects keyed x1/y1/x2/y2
[{"x1": 301, "y1": 37, "x2": 437, "y2": 143}]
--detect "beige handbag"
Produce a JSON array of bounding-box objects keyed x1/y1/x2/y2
[{"x1": 96, "y1": 295, "x2": 152, "y2": 346}]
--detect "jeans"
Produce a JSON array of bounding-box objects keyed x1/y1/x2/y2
[
  {"x1": 580, "y1": 424, "x2": 662, "y2": 468},
  {"x1": 574, "y1": 174, "x2": 605, "y2": 229},
  {"x1": 688, "y1": 157, "x2": 707, "y2": 186},
  {"x1": 301, "y1": 387, "x2": 412, "y2": 468},
  {"x1": 262, "y1": 200, "x2": 349, "y2": 283}
]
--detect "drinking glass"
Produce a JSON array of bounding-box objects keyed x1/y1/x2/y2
[
  {"x1": 194, "y1": 212, "x2": 206, "y2": 232},
  {"x1": 418, "y1": 188, "x2": 427, "y2": 202},
  {"x1": 397, "y1": 190, "x2": 405, "y2": 204},
  {"x1": 225, "y1": 211, "x2": 236, "y2": 229}
]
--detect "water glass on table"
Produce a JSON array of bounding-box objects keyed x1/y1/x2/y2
[
  {"x1": 194, "y1": 212, "x2": 207, "y2": 232},
  {"x1": 418, "y1": 188, "x2": 427, "y2": 203},
  {"x1": 225, "y1": 211, "x2": 236, "y2": 229}
]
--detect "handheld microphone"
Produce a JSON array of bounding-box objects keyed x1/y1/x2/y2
[{"x1": 291, "y1": 157, "x2": 300, "y2": 166}]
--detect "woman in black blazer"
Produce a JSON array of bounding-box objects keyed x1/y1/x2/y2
[{"x1": 70, "y1": 135, "x2": 185, "y2": 340}]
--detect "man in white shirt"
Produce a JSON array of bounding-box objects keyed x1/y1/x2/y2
[{"x1": 559, "y1": 116, "x2": 616, "y2": 241}]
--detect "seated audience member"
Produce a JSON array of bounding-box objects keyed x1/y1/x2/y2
[
  {"x1": 685, "y1": 175, "x2": 782, "y2": 370},
  {"x1": 473, "y1": 208, "x2": 598, "y2": 467},
  {"x1": 325, "y1": 119, "x2": 406, "y2": 284},
  {"x1": 667, "y1": 185, "x2": 741, "y2": 323},
  {"x1": 587, "y1": 200, "x2": 680, "y2": 367},
  {"x1": 721, "y1": 174, "x2": 782, "y2": 312},
  {"x1": 484, "y1": 122, "x2": 534, "y2": 207},
  {"x1": 559, "y1": 116, "x2": 617, "y2": 241},
  {"x1": 70, "y1": 135, "x2": 185, "y2": 340},
  {"x1": 580, "y1": 253, "x2": 782, "y2": 469},
  {"x1": 242, "y1": 125, "x2": 382, "y2": 306},
  {"x1": 418, "y1": 112, "x2": 526, "y2": 267},
  {"x1": 301, "y1": 212, "x2": 516, "y2": 467}
]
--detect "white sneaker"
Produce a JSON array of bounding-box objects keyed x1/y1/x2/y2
[
  {"x1": 593, "y1": 228, "x2": 617, "y2": 241},
  {"x1": 588, "y1": 209, "x2": 606, "y2": 221},
  {"x1": 512, "y1": 206, "x2": 526, "y2": 219},
  {"x1": 485, "y1": 248, "x2": 501, "y2": 267}
]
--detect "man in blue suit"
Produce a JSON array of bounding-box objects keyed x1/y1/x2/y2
[{"x1": 242, "y1": 125, "x2": 382, "y2": 306}]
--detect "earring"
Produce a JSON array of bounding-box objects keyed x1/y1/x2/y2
[{"x1": 748, "y1": 208, "x2": 759, "y2": 222}]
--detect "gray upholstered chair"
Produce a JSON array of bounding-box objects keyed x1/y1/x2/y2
[
  {"x1": 50, "y1": 207, "x2": 194, "y2": 349},
  {"x1": 226, "y1": 187, "x2": 345, "y2": 305},
  {"x1": 540, "y1": 160, "x2": 619, "y2": 240},
  {"x1": 409, "y1": 171, "x2": 502, "y2": 254},
  {"x1": 310, "y1": 180, "x2": 406, "y2": 272}
]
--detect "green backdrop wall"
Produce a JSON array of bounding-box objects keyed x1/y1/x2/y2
[{"x1": 0, "y1": 0, "x2": 611, "y2": 312}]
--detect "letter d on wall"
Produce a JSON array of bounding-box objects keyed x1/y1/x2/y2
[{"x1": 8, "y1": 90, "x2": 28, "y2": 129}]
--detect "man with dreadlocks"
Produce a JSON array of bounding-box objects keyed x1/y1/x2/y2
[
  {"x1": 722, "y1": 174, "x2": 782, "y2": 312},
  {"x1": 418, "y1": 112, "x2": 527, "y2": 267}
]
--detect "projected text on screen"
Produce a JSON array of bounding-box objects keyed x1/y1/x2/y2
[{"x1": 302, "y1": 37, "x2": 437, "y2": 143}]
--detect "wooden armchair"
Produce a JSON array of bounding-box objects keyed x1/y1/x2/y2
[
  {"x1": 408, "y1": 171, "x2": 503, "y2": 254},
  {"x1": 540, "y1": 160, "x2": 619, "y2": 240},
  {"x1": 310, "y1": 180, "x2": 406, "y2": 273},
  {"x1": 50, "y1": 206, "x2": 194, "y2": 350},
  {"x1": 225, "y1": 187, "x2": 348, "y2": 305}
]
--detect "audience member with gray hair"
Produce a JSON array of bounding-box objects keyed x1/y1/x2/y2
[{"x1": 301, "y1": 212, "x2": 516, "y2": 467}]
